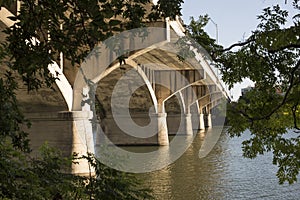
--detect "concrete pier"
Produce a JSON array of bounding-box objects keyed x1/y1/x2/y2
[
  {"x1": 154, "y1": 113, "x2": 169, "y2": 145},
  {"x1": 199, "y1": 113, "x2": 205, "y2": 130},
  {"x1": 24, "y1": 111, "x2": 94, "y2": 174},
  {"x1": 184, "y1": 113, "x2": 193, "y2": 135},
  {"x1": 207, "y1": 113, "x2": 212, "y2": 128}
]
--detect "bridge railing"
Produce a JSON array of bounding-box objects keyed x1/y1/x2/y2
[
  {"x1": 198, "y1": 46, "x2": 231, "y2": 101},
  {"x1": 167, "y1": 16, "x2": 231, "y2": 101}
]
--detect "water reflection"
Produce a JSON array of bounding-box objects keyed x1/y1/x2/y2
[{"x1": 134, "y1": 128, "x2": 300, "y2": 200}]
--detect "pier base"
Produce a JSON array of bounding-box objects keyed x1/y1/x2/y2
[{"x1": 152, "y1": 113, "x2": 169, "y2": 145}]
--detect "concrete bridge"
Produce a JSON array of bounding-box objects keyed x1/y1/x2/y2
[{"x1": 0, "y1": 2, "x2": 230, "y2": 174}]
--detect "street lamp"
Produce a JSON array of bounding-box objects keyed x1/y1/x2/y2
[{"x1": 209, "y1": 18, "x2": 218, "y2": 44}]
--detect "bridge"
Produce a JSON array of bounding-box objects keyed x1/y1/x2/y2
[{"x1": 0, "y1": 2, "x2": 230, "y2": 174}]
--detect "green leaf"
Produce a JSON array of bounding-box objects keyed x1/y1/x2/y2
[{"x1": 109, "y1": 19, "x2": 122, "y2": 26}]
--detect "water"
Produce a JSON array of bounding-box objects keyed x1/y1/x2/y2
[{"x1": 131, "y1": 128, "x2": 300, "y2": 200}]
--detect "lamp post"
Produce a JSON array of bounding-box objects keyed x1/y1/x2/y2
[{"x1": 209, "y1": 18, "x2": 219, "y2": 44}]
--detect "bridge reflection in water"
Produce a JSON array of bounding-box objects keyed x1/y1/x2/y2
[{"x1": 133, "y1": 129, "x2": 300, "y2": 200}]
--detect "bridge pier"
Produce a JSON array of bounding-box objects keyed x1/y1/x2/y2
[
  {"x1": 151, "y1": 112, "x2": 169, "y2": 145},
  {"x1": 207, "y1": 113, "x2": 212, "y2": 128},
  {"x1": 25, "y1": 111, "x2": 95, "y2": 175},
  {"x1": 199, "y1": 113, "x2": 205, "y2": 130},
  {"x1": 61, "y1": 111, "x2": 95, "y2": 174},
  {"x1": 183, "y1": 113, "x2": 193, "y2": 135}
]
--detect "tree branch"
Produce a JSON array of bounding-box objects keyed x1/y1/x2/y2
[
  {"x1": 233, "y1": 59, "x2": 300, "y2": 122},
  {"x1": 268, "y1": 44, "x2": 300, "y2": 53},
  {"x1": 253, "y1": 59, "x2": 300, "y2": 121},
  {"x1": 221, "y1": 38, "x2": 255, "y2": 52},
  {"x1": 291, "y1": 99, "x2": 300, "y2": 130}
]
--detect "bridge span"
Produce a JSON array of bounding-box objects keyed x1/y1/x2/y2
[{"x1": 0, "y1": 3, "x2": 230, "y2": 174}]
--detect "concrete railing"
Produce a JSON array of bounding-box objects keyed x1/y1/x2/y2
[{"x1": 167, "y1": 16, "x2": 231, "y2": 101}]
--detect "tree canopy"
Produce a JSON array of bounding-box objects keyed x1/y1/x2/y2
[
  {"x1": 186, "y1": 0, "x2": 300, "y2": 184},
  {"x1": 219, "y1": 1, "x2": 299, "y2": 184}
]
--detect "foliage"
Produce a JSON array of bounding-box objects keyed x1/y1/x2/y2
[
  {"x1": 175, "y1": 15, "x2": 222, "y2": 62},
  {"x1": 185, "y1": 15, "x2": 222, "y2": 55},
  {"x1": 0, "y1": 143, "x2": 153, "y2": 199},
  {"x1": 216, "y1": 1, "x2": 299, "y2": 184},
  {"x1": 186, "y1": 0, "x2": 300, "y2": 184},
  {"x1": 150, "y1": 0, "x2": 184, "y2": 20},
  {"x1": 83, "y1": 153, "x2": 153, "y2": 200},
  {"x1": 0, "y1": 60, "x2": 31, "y2": 152}
]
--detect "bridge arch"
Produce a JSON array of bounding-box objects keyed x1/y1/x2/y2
[
  {"x1": 163, "y1": 79, "x2": 204, "y2": 113},
  {"x1": 72, "y1": 27, "x2": 168, "y2": 111},
  {"x1": 163, "y1": 81, "x2": 215, "y2": 134},
  {"x1": 94, "y1": 60, "x2": 159, "y2": 114},
  {"x1": 188, "y1": 90, "x2": 226, "y2": 128}
]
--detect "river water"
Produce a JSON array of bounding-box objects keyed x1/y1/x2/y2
[{"x1": 130, "y1": 128, "x2": 300, "y2": 200}]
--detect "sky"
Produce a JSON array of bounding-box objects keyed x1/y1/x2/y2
[{"x1": 181, "y1": 0, "x2": 296, "y2": 101}]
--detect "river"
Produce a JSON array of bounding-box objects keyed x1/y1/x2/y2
[{"x1": 129, "y1": 128, "x2": 300, "y2": 200}]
